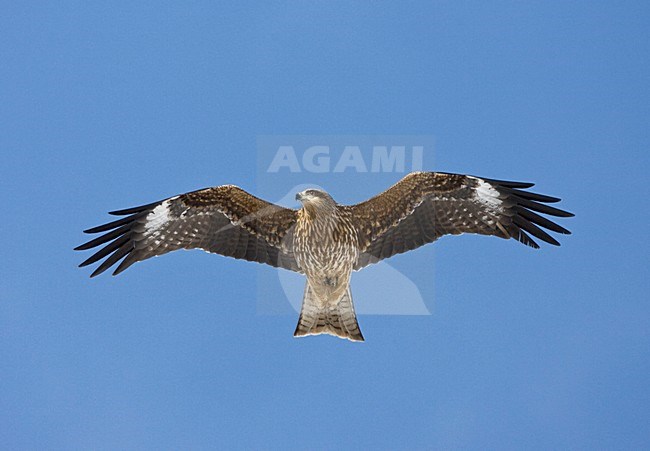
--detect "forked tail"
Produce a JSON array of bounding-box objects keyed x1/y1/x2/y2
[{"x1": 293, "y1": 284, "x2": 364, "y2": 342}]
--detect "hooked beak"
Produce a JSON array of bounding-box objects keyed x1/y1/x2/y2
[{"x1": 295, "y1": 192, "x2": 303, "y2": 201}]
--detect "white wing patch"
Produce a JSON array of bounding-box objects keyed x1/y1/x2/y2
[
  {"x1": 471, "y1": 177, "x2": 502, "y2": 210},
  {"x1": 145, "y1": 197, "x2": 177, "y2": 232}
]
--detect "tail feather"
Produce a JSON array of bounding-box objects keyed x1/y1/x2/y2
[{"x1": 294, "y1": 284, "x2": 364, "y2": 342}]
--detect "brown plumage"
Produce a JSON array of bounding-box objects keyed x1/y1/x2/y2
[{"x1": 76, "y1": 172, "x2": 574, "y2": 341}]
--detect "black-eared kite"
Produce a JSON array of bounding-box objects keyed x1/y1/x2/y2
[{"x1": 76, "y1": 172, "x2": 573, "y2": 341}]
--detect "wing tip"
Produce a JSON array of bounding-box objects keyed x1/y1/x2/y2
[
  {"x1": 89, "y1": 267, "x2": 104, "y2": 278},
  {"x1": 108, "y1": 200, "x2": 161, "y2": 216},
  {"x1": 481, "y1": 177, "x2": 535, "y2": 189}
]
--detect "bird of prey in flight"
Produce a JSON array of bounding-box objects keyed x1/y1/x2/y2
[{"x1": 76, "y1": 172, "x2": 573, "y2": 341}]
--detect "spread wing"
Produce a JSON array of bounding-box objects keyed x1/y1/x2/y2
[
  {"x1": 349, "y1": 172, "x2": 574, "y2": 269},
  {"x1": 76, "y1": 185, "x2": 300, "y2": 277}
]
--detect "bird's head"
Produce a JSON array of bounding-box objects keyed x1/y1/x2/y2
[{"x1": 295, "y1": 189, "x2": 336, "y2": 213}]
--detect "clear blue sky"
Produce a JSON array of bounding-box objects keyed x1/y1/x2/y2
[{"x1": 2, "y1": 1, "x2": 649, "y2": 449}]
